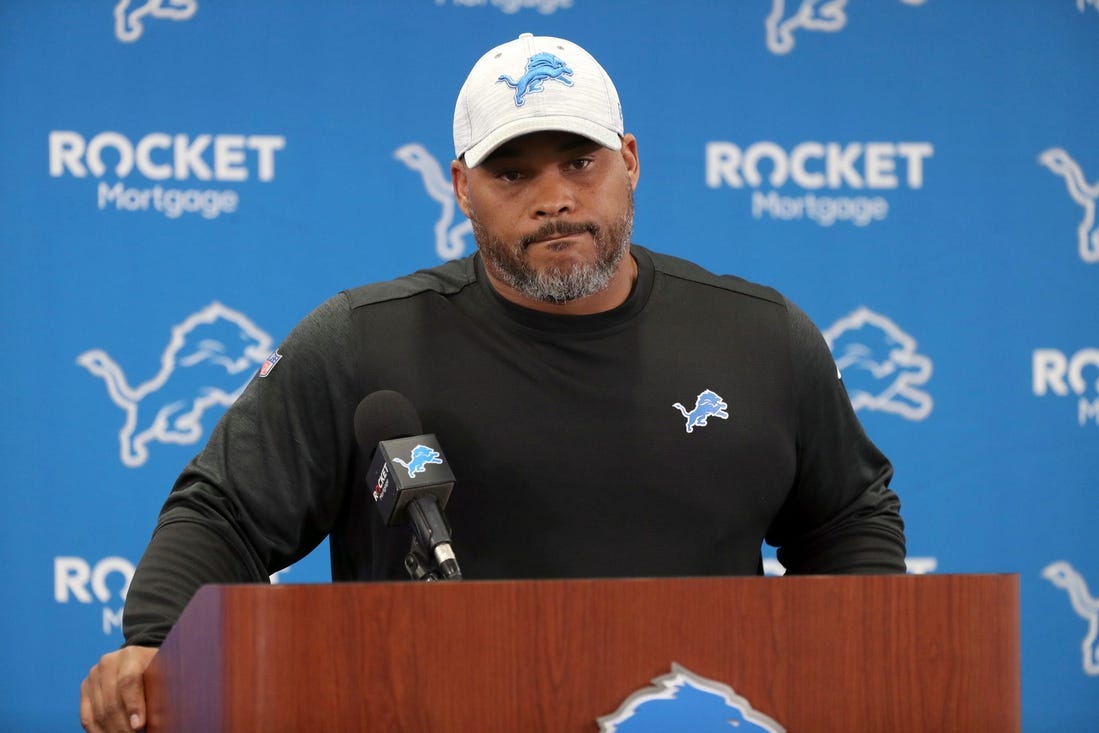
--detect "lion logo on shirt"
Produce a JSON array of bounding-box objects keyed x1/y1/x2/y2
[{"x1": 673, "y1": 389, "x2": 730, "y2": 434}]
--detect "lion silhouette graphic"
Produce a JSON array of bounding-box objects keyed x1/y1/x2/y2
[
  {"x1": 1039, "y1": 148, "x2": 1099, "y2": 264},
  {"x1": 114, "y1": 0, "x2": 197, "y2": 43},
  {"x1": 1043, "y1": 561, "x2": 1099, "y2": 676},
  {"x1": 78, "y1": 302, "x2": 273, "y2": 467},
  {"x1": 765, "y1": 0, "x2": 926, "y2": 55},
  {"x1": 765, "y1": 0, "x2": 847, "y2": 55},
  {"x1": 394, "y1": 143, "x2": 473, "y2": 260},
  {"x1": 823, "y1": 306, "x2": 933, "y2": 421}
]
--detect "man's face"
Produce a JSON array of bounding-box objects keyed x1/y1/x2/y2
[{"x1": 453, "y1": 131, "x2": 640, "y2": 308}]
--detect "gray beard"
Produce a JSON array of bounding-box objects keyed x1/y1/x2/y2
[{"x1": 473, "y1": 193, "x2": 634, "y2": 305}]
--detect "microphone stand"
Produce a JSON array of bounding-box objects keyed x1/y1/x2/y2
[
  {"x1": 404, "y1": 538, "x2": 463, "y2": 582},
  {"x1": 403, "y1": 495, "x2": 463, "y2": 581},
  {"x1": 404, "y1": 538, "x2": 443, "y2": 582}
]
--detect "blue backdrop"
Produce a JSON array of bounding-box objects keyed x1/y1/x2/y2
[{"x1": 1, "y1": 1, "x2": 1096, "y2": 730}]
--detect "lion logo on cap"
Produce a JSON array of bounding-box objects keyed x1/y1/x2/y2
[{"x1": 498, "y1": 52, "x2": 573, "y2": 106}]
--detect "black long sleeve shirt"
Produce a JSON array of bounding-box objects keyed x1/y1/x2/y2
[{"x1": 123, "y1": 246, "x2": 905, "y2": 646}]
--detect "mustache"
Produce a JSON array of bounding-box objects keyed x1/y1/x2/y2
[{"x1": 519, "y1": 220, "x2": 600, "y2": 249}]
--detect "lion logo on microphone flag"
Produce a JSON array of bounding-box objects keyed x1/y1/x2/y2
[{"x1": 393, "y1": 444, "x2": 444, "y2": 478}]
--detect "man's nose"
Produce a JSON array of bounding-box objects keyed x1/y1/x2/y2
[{"x1": 531, "y1": 171, "x2": 575, "y2": 218}]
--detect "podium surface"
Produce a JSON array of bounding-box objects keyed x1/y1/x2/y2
[{"x1": 145, "y1": 574, "x2": 1020, "y2": 732}]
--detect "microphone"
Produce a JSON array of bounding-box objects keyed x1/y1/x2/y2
[{"x1": 353, "y1": 390, "x2": 462, "y2": 580}]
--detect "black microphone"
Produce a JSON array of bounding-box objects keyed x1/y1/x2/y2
[{"x1": 353, "y1": 390, "x2": 462, "y2": 580}]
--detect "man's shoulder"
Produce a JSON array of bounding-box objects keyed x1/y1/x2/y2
[
  {"x1": 344, "y1": 256, "x2": 477, "y2": 310},
  {"x1": 642, "y1": 247, "x2": 786, "y2": 308}
]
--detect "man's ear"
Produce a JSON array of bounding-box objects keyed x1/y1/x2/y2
[
  {"x1": 451, "y1": 159, "x2": 472, "y2": 218},
  {"x1": 620, "y1": 134, "x2": 640, "y2": 191}
]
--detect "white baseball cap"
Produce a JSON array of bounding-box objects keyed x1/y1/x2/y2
[{"x1": 453, "y1": 33, "x2": 624, "y2": 167}]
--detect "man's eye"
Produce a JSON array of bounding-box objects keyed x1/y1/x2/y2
[
  {"x1": 569, "y1": 158, "x2": 593, "y2": 170},
  {"x1": 497, "y1": 170, "x2": 523, "y2": 182}
]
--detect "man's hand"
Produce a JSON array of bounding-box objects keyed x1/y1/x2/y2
[{"x1": 80, "y1": 646, "x2": 158, "y2": 732}]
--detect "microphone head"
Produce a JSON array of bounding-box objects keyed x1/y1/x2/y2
[{"x1": 353, "y1": 390, "x2": 423, "y2": 453}]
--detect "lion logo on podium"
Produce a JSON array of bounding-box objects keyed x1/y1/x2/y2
[{"x1": 598, "y1": 664, "x2": 784, "y2": 732}]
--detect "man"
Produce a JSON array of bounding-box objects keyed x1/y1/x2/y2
[{"x1": 80, "y1": 33, "x2": 905, "y2": 732}]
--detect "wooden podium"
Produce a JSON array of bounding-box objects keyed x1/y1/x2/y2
[{"x1": 144, "y1": 574, "x2": 1020, "y2": 732}]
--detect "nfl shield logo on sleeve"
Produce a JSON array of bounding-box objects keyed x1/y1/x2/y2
[{"x1": 259, "y1": 349, "x2": 282, "y2": 378}]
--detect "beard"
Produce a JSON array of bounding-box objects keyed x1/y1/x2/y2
[{"x1": 472, "y1": 189, "x2": 634, "y2": 305}]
